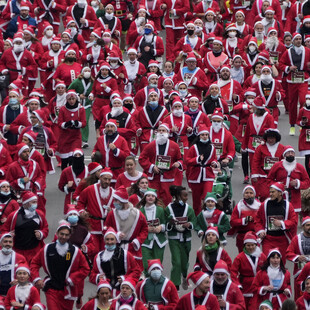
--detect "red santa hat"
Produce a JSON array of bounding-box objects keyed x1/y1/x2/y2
[
  {"x1": 213, "y1": 260, "x2": 230, "y2": 275},
  {"x1": 172, "y1": 98, "x2": 183, "y2": 108},
  {"x1": 138, "y1": 5, "x2": 147, "y2": 12},
  {"x1": 213, "y1": 37, "x2": 223, "y2": 45},
  {"x1": 163, "y1": 77, "x2": 174, "y2": 86},
  {"x1": 42, "y1": 21, "x2": 53, "y2": 33},
  {"x1": 113, "y1": 186, "x2": 129, "y2": 203},
  {"x1": 9, "y1": 89, "x2": 20, "y2": 97},
  {"x1": 186, "y1": 21, "x2": 195, "y2": 28},
  {"x1": 244, "y1": 88, "x2": 256, "y2": 97},
  {"x1": 66, "y1": 89, "x2": 79, "y2": 99},
  {"x1": 0, "y1": 232, "x2": 12, "y2": 243},
  {"x1": 147, "y1": 72, "x2": 158, "y2": 81},
  {"x1": 65, "y1": 49, "x2": 76, "y2": 56},
  {"x1": 121, "y1": 277, "x2": 137, "y2": 292},
  {"x1": 23, "y1": 130, "x2": 38, "y2": 143},
  {"x1": 62, "y1": 28, "x2": 72, "y2": 38},
  {"x1": 99, "y1": 61, "x2": 110, "y2": 71},
  {"x1": 17, "y1": 143, "x2": 29, "y2": 156},
  {"x1": 258, "y1": 51, "x2": 270, "y2": 62},
  {"x1": 32, "y1": 304, "x2": 46, "y2": 310},
  {"x1": 24, "y1": 26, "x2": 35, "y2": 37},
  {"x1": 66, "y1": 205, "x2": 79, "y2": 217},
  {"x1": 4, "y1": 38, "x2": 13, "y2": 47},
  {"x1": 145, "y1": 20, "x2": 155, "y2": 31},
  {"x1": 112, "y1": 96, "x2": 123, "y2": 105},
  {"x1": 243, "y1": 231, "x2": 258, "y2": 244},
  {"x1": 65, "y1": 17, "x2": 77, "y2": 28},
  {"x1": 102, "y1": 29, "x2": 112, "y2": 37},
  {"x1": 283, "y1": 145, "x2": 295, "y2": 156},
  {"x1": 303, "y1": 15, "x2": 310, "y2": 24},
  {"x1": 242, "y1": 185, "x2": 256, "y2": 196},
  {"x1": 158, "y1": 123, "x2": 171, "y2": 132},
  {"x1": 225, "y1": 23, "x2": 237, "y2": 31},
  {"x1": 104, "y1": 227, "x2": 118, "y2": 240},
  {"x1": 205, "y1": 8, "x2": 216, "y2": 16},
  {"x1": 248, "y1": 36, "x2": 258, "y2": 47},
  {"x1": 267, "y1": 27, "x2": 278, "y2": 36},
  {"x1": 205, "y1": 226, "x2": 219, "y2": 238},
  {"x1": 220, "y1": 64, "x2": 231, "y2": 73},
  {"x1": 51, "y1": 36, "x2": 61, "y2": 45},
  {"x1": 88, "y1": 162, "x2": 102, "y2": 175},
  {"x1": 105, "y1": 119, "x2": 118, "y2": 130},
  {"x1": 148, "y1": 60, "x2": 160, "y2": 68},
  {"x1": 148, "y1": 88, "x2": 158, "y2": 97},
  {"x1": 265, "y1": 6, "x2": 275, "y2": 14},
  {"x1": 292, "y1": 32, "x2": 302, "y2": 41},
  {"x1": 169, "y1": 90, "x2": 180, "y2": 98},
  {"x1": 187, "y1": 271, "x2": 209, "y2": 287},
  {"x1": 305, "y1": 35, "x2": 310, "y2": 42},
  {"x1": 0, "y1": 180, "x2": 10, "y2": 188},
  {"x1": 22, "y1": 191, "x2": 37, "y2": 205},
  {"x1": 147, "y1": 259, "x2": 163, "y2": 273},
  {"x1": 91, "y1": 28, "x2": 102, "y2": 39},
  {"x1": 56, "y1": 220, "x2": 71, "y2": 232},
  {"x1": 20, "y1": 1, "x2": 30, "y2": 10},
  {"x1": 16, "y1": 263, "x2": 30, "y2": 274},
  {"x1": 28, "y1": 97, "x2": 40, "y2": 105},
  {"x1": 270, "y1": 182, "x2": 285, "y2": 193},
  {"x1": 262, "y1": 65, "x2": 272, "y2": 73},
  {"x1": 253, "y1": 96, "x2": 266, "y2": 109},
  {"x1": 211, "y1": 108, "x2": 224, "y2": 120},
  {"x1": 13, "y1": 33, "x2": 24, "y2": 43},
  {"x1": 100, "y1": 167, "x2": 113, "y2": 178},
  {"x1": 108, "y1": 52, "x2": 120, "y2": 63},
  {"x1": 302, "y1": 216, "x2": 310, "y2": 226},
  {"x1": 97, "y1": 279, "x2": 112, "y2": 292},
  {"x1": 235, "y1": 9, "x2": 245, "y2": 17},
  {"x1": 32, "y1": 109, "x2": 47, "y2": 124},
  {"x1": 29, "y1": 88, "x2": 44, "y2": 98},
  {"x1": 73, "y1": 149, "x2": 83, "y2": 157},
  {"x1": 186, "y1": 52, "x2": 197, "y2": 62},
  {"x1": 127, "y1": 48, "x2": 137, "y2": 55},
  {"x1": 207, "y1": 32, "x2": 215, "y2": 41},
  {"x1": 267, "y1": 248, "x2": 281, "y2": 258},
  {"x1": 198, "y1": 124, "x2": 209, "y2": 135},
  {"x1": 182, "y1": 44, "x2": 193, "y2": 55},
  {"x1": 55, "y1": 80, "x2": 66, "y2": 88},
  {"x1": 232, "y1": 54, "x2": 242, "y2": 62}
]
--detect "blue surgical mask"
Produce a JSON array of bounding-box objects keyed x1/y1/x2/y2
[
  {"x1": 144, "y1": 28, "x2": 152, "y2": 35},
  {"x1": 211, "y1": 94, "x2": 219, "y2": 99},
  {"x1": 200, "y1": 139, "x2": 209, "y2": 143},
  {"x1": 9, "y1": 98, "x2": 18, "y2": 105},
  {"x1": 114, "y1": 202, "x2": 122, "y2": 210},
  {"x1": 67, "y1": 215, "x2": 79, "y2": 224},
  {"x1": 179, "y1": 200, "x2": 185, "y2": 206},
  {"x1": 206, "y1": 206, "x2": 215, "y2": 211},
  {"x1": 105, "y1": 244, "x2": 116, "y2": 251},
  {"x1": 28, "y1": 203, "x2": 37, "y2": 212},
  {"x1": 0, "y1": 191, "x2": 10, "y2": 196},
  {"x1": 149, "y1": 101, "x2": 158, "y2": 108},
  {"x1": 150, "y1": 269, "x2": 162, "y2": 280},
  {"x1": 189, "y1": 107, "x2": 198, "y2": 112}
]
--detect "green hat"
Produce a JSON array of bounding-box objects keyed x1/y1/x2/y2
[
  {"x1": 204, "y1": 192, "x2": 217, "y2": 203},
  {"x1": 259, "y1": 300, "x2": 273, "y2": 310},
  {"x1": 144, "y1": 188, "x2": 157, "y2": 198}
]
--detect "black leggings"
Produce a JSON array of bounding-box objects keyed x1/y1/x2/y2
[
  {"x1": 61, "y1": 156, "x2": 73, "y2": 170},
  {"x1": 242, "y1": 151, "x2": 249, "y2": 177},
  {"x1": 305, "y1": 155, "x2": 310, "y2": 177}
]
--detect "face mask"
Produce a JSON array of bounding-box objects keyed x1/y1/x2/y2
[
  {"x1": 0, "y1": 191, "x2": 10, "y2": 196},
  {"x1": 195, "y1": 26, "x2": 203, "y2": 33},
  {"x1": 211, "y1": 94, "x2": 219, "y2": 99},
  {"x1": 114, "y1": 202, "x2": 122, "y2": 210},
  {"x1": 200, "y1": 138, "x2": 209, "y2": 143},
  {"x1": 150, "y1": 269, "x2": 162, "y2": 280},
  {"x1": 247, "y1": 98, "x2": 254, "y2": 104},
  {"x1": 103, "y1": 37, "x2": 111, "y2": 44},
  {"x1": 228, "y1": 32, "x2": 237, "y2": 38},
  {"x1": 137, "y1": 16, "x2": 145, "y2": 24},
  {"x1": 67, "y1": 215, "x2": 79, "y2": 224},
  {"x1": 179, "y1": 200, "x2": 185, "y2": 206},
  {"x1": 2, "y1": 247, "x2": 12, "y2": 255},
  {"x1": 187, "y1": 29, "x2": 195, "y2": 36},
  {"x1": 249, "y1": 46, "x2": 256, "y2": 52},
  {"x1": 105, "y1": 244, "x2": 116, "y2": 251},
  {"x1": 28, "y1": 203, "x2": 37, "y2": 212},
  {"x1": 9, "y1": 98, "x2": 19, "y2": 105},
  {"x1": 179, "y1": 89, "x2": 187, "y2": 96},
  {"x1": 83, "y1": 71, "x2": 91, "y2": 79},
  {"x1": 173, "y1": 110, "x2": 183, "y2": 117},
  {"x1": 149, "y1": 101, "x2": 158, "y2": 108},
  {"x1": 91, "y1": 0, "x2": 98, "y2": 6},
  {"x1": 110, "y1": 62, "x2": 118, "y2": 68},
  {"x1": 105, "y1": 12, "x2": 114, "y2": 20},
  {"x1": 46, "y1": 29, "x2": 53, "y2": 37},
  {"x1": 244, "y1": 197, "x2": 254, "y2": 205},
  {"x1": 149, "y1": 83, "x2": 157, "y2": 88},
  {"x1": 140, "y1": 188, "x2": 147, "y2": 193},
  {"x1": 13, "y1": 44, "x2": 24, "y2": 53},
  {"x1": 124, "y1": 103, "x2": 133, "y2": 110},
  {"x1": 111, "y1": 106, "x2": 123, "y2": 117},
  {"x1": 306, "y1": 99, "x2": 310, "y2": 106},
  {"x1": 286, "y1": 156, "x2": 295, "y2": 163},
  {"x1": 77, "y1": 0, "x2": 86, "y2": 7},
  {"x1": 189, "y1": 107, "x2": 198, "y2": 112},
  {"x1": 144, "y1": 28, "x2": 152, "y2": 35},
  {"x1": 70, "y1": 28, "x2": 77, "y2": 37},
  {"x1": 261, "y1": 74, "x2": 273, "y2": 84},
  {"x1": 212, "y1": 122, "x2": 222, "y2": 132},
  {"x1": 156, "y1": 133, "x2": 169, "y2": 145}
]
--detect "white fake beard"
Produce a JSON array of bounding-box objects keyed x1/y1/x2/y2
[
  {"x1": 110, "y1": 107, "x2": 123, "y2": 117},
  {"x1": 56, "y1": 242, "x2": 69, "y2": 257},
  {"x1": 156, "y1": 133, "x2": 168, "y2": 145},
  {"x1": 265, "y1": 36, "x2": 278, "y2": 50},
  {"x1": 117, "y1": 209, "x2": 131, "y2": 220}
]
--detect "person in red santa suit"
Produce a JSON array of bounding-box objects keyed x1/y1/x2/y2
[
  {"x1": 160, "y1": 0, "x2": 190, "y2": 61},
  {"x1": 92, "y1": 119, "x2": 130, "y2": 187},
  {"x1": 37, "y1": 21, "x2": 55, "y2": 52},
  {"x1": 222, "y1": 23, "x2": 244, "y2": 59},
  {"x1": 296, "y1": 275, "x2": 310, "y2": 310},
  {"x1": 185, "y1": 125, "x2": 218, "y2": 215},
  {"x1": 284, "y1": 0, "x2": 304, "y2": 35},
  {"x1": 286, "y1": 216, "x2": 310, "y2": 300},
  {"x1": 22, "y1": 27, "x2": 44, "y2": 66},
  {"x1": 65, "y1": 0, "x2": 97, "y2": 43},
  {"x1": 254, "y1": 182, "x2": 298, "y2": 262},
  {"x1": 2, "y1": 191, "x2": 48, "y2": 264},
  {"x1": 139, "y1": 123, "x2": 183, "y2": 206},
  {"x1": 0, "y1": 34, "x2": 37, "y2": 96},
  {"x1": 297, "y1": 92, "x2": 310, "y2": 177},
  {"x1": 279, "y1": 32, "x2": 310, "y2": 136},
  {"x1": 56, "y1": 90, "x2": 86, "y2": 170},
  {"x1": 173, "y1": 53, "x2": 209, "y2": 101},
  {"x1": 233, "y1": 10, "x2": 253, "y2": 37},
  {"x1": 126, "y1": 6, "x2": 147, "y2": 47},
  {"x1": 202, "y1": 9, "x2": 223, "y2": 36},
  {"x1": 193, "y1": 0, "x2": 220, "y2": 19},
  {"x1": 58, "y1": 149, "x2": 88, "y2": 214},
  {"x1": 241, "y1": 96, "x2": 275, "y2": 168},
  {"x1": 30, "y1": 222, "x2": 90, "y2": 310},
  {"x1": 267, "y1": 146, "x2": 310, "y2": 214},
  {"x1": 0, "y1": 142, "x2": 12, "y2": 181},
  {"x1": 89, "y1": 61, "x2": 118, "y2": 121},
  {"x1": 136, "y1": 259, "x2": 179, "y2": 309},
  {"x1": 231, "y1": 231, "x2": 267, "y2": 309},
  {"x1": 0, "y1": 181, "x2": 19, "y2": 227},
  {"x1": 105, "y1": 186, "x2": 148, "y2": 272},
  {"x1": 209, "y1": 260, "x2": 246, "y2": 310}
]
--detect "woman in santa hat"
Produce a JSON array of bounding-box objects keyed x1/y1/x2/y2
[
  {"x1": 60, "y1": 29, "x2": 80, "y2": 56},
  {"x1": 231, "y1": 231, "x2": 267, "y2": 309},
  {"x1": 251, "y1": 248, "x2": 291, "y2": 310},
  {"x1": 203, "y1": 9, "x2": 223, "y2": 36},
  {"x1": 128, "y1": 176, "x2": 149, "y2": 207},
  {"x1": 234, "y1": 10, "x2": 253, "y2": 37},
  {"x1": 5, "y1": 264, "x2": 41, "y2": 309},
  {"x1": 223, "y1": 23, "x2": 244, "y2": 59},
  {"x1": 296, "y1": 276, "x2": 310, "y2": 310},
  {"x1": 23, "y1": 27, "x2": 44, "y2": 66},
  {"x1": 139, "y1": 60, "x2": 165, "y2": 89},
  {"x1": 38, "y1": 22, "x2": 55, "y2": 52}
]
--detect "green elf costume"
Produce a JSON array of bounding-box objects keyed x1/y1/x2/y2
[
  {"x1": 68, "y1": 67, "x2": 93, "y2": 147},
  {"x1": 140, "y1": 188, "x2": 168, "y2": 275}
]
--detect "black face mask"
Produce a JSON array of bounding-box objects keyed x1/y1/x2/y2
[
  {"x1": 244, "y1": 197, "x2": 254, "y2": 205},
  {"x1": 124, "y1": 103, "x2": 133, "y2": 111},
  {"x1": 187, "y1": 29, "x2": 194, "y2": 36},
  {"x1": 72, "y1": 155, "x2": 85, "y2": 176},
  {"x1": 286, "y1": 156, "x2": 295, "y2": 163},
  {"x1": 65, "y1": 57, "x2": 76, "y2": 63}
]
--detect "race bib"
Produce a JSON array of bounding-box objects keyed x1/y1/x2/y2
[
  {"x1": 269, "y1": 51, "x2": 279, "y2": 63},
  {"x1": 131, "y1": 137, "x2": 136, "y2": 149},
  {"x1": 213, "y1": 142, "x2": 223, "y2": 157},
  {"x1": 155, "y1": 155, "x2": 171, "y2": 170},
  {"x1": 292, "y1": 71, "x2": 304, "y2": 84},
  {"x1": 306, "y1": 129, "x2": 310, "y2": 142},
  {"x1": 268, "y1": 215, "x2": 284, "y2": 231},
  {"x1": 252, "y1": 136, "x2": 263, "y2": 148},
  {"x1": 264, "y1": 156, "x2": 279, "y2": 170}
]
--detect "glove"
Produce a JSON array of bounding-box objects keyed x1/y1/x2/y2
[
  {"x1": 74, "y1": 120, "x2": 79, "y2": 127},
  {"x1": 64, "y1": 121, "x2": 72, "y2": 128}
]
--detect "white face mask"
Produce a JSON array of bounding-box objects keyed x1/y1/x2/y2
[
  {"x1": 105, "y1": 12, "x2": 114, "y2": 20},
  {"x1": 249, "y1": 45, "x2": 256, "y2": 52},
  {"x1": 228, "y1": 31, "x2": 237, "y2": 38},
  {"x1": 247, "y1": 98, "x2": 254, "y2": 104},
  {"x1": 212, "y1": 122, "x2": 222, "y2": 132},
  {"x1": 261, "y1": 73, "x2": 273, "y2": 84},
  {"x1": 110, "y1": 62, "x2": 118, "y2": 68},
  {"x1": 156, "y1": 133, "x2": 169, "y2": 145},
  {"x1": 306, "y1": 99, "x2": 310, "y2": 106},
  {"x1": 91, "y1": 0, "x2": 98, "y2": 7},
  {"x1": 83, "y1": 71, "x2": 91, "y2": 79},
  {"x1": 173, "y1": 109, "x2": 183, "y2": 117},
  {"x1": 77, "y1": 0, "x2": 87, "y2": 7},
  {"x1": 70, "y1": 27, "x2": 77, "y2": 37},
  {"x1": 13, "y1": 44, "x2": 24, "y2": 53},
  {"x1": 195, "y1": 26, "x2": 203, "y2": 33},
  {"x1": 137, "y1": 16, "x2": 145, "y2": 24},
  {"x1": 45, "y1": 29, "x2": 53, "y2": 37}
]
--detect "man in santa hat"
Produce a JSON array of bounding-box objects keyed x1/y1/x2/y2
[
  {"x1": 136, "y1": 259, "x2": 179, "y2": 308},
  {"x1": 139, "y1": 123, "x2": 183, "y2": 205},
  {"x1": 267, "y1": 146, "x2": 310, "y2": 213},
  {"x1": 31, "y1": 221, "x2": 89, "y2": 310},
  {"x1": 90, "y1": 227, "x2": 140, "y2": 297},
  {"x1": 175, "y1": 271, "x2": 219, "y2": 310},
  {"x1": 287, "y1": 216, "x2": 310, "y2": 300},
  {"x1": 76, "y1": 168, "x2": 114, "y2": 254},
  {"x1": 2, "y1": 192, "x2": 48, "y2": 264},
  {"x1": 279, "y1": 32, "x2": 310, "y2": 136},
  {"x1": 105, "y1": 186, "x2": 149, "y2": 272},
  {"x1": 284, "y1": 1, "x2": 305, "y2": 35},
  {"x1": 209, "y1": 260, "x2": 246, "y2": 310},
  {"x1": 255, "y1": 182, "x2": 298, "y2": 262}
]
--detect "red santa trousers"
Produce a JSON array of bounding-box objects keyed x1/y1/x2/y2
[
  {"x1": 262, "y1": 234, "x2": 289, "y2": 264},
  {"x1": 188, "y1": 181, "x2": 213, "y2": 216},
  {"x1": 90, "y1": 234, "x2": 104, "y2": 260},
  {"x1": 252, "y1": 178, "x2": 270, "y2": 202},
  {"x1": 45, "y1": 289, "x2": 75, "y2": 310},
  {"x1": 14, "y1": 244, "x2": 41, "y2": 265},
  {"x1": 288, "y1": 82, "x2": 308, "y2": 125},
  {"x1": 149, "y1": 175, "x2": 173, "y2": 206},
  {"x1": 165, "y1": 28, "x2": 184, "y2": 61}
]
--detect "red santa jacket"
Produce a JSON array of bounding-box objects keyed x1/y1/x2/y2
[
  {"x1": 231, "y1": 102, "x2": 252, "y2": 143},
  {"x1": 9, "y1": 110, "x2": 32, "y2": 135},
  {"x1": 94, "y1": 15, "x2": 122, "y2": 37},
  {"x1": 39, "y1": 49, "x2": 65, "y2": 82},
  {"x1": 267, "y1": 160, "x2": 310, "y2": 212},
  {"x1": 174, "y1": 36, "x2": 202, "y2": 56},
  {"x1": 110, "y1": 298, "x2": 147, "y2": 310},
  {"x1": 30, "y1": 242, "x2": 90, "y2": 300},
  {"x1": 136, "y1": 277, "x2": 179, "y2": 310},
  {"x1": 161, "y1": 0, "x2": 190, "y2": 29},
  {"x1": 223, "y1": 38, "x2": 244, "y2": 59},
  {"x1": 82, "y1": 44, "x2": 106, "y2": 75},
  {"x1": 133, "y1": 35, "x2": 165, "y2": 58},
  {"x1": 115, "y1": 171, "x2": 146, "y2": 189},
  {"x1": 284, "y1": 1, "x2": 304, "y2": 34},
  {"x1": 193, "y1": 1, "x2": 220, "y2": 16},
  {"x1": 296, "y1": 292, "x2": 310, "y2": 310},
  {"x1": 0, "y1": 143, "x2": 13, "y2": 179},
  {"x1": 53, "y1": 62, "x2": 82, "y2": 88},
  {"x1": 110, "y1": 64, "x2": 129, "y2": 94},
  {"x1": 297, "y1": 107, "x2": 310, "y2": 153},
  {"x1": 296, "y1": 262, "x2": 310, "y2": 294},
  {"x1": 139, "y1": 139, "x2": 183, "y2": 182},
  {"x1": 0, "y1": 198, "x2": 19, "y2": 228},
  {"x1": 216, "y1": 79, "x2": 244, "y2": 106},
  {"x1": 134, "y1": 87, "x2": 164, "y2": 111},
  {"x1": 203, "y1": 51, "x2": 229, "y2": 82},
  {"x1": 25, "y1": 41, "x2": 45, "y2": 66}
]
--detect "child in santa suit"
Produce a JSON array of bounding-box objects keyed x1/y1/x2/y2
[
  {"x1": 5, "y1": 264, "x2": 40, "y2": 310},
  {"x1": 231, "y1": 232, "x2": 267, "y2": 309},
  {"x1": 194, "y1": 226, "x2": 232, "y2": 276}
]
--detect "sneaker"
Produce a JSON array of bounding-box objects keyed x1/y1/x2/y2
[
  {"x1": 243, "y1": 176, "x2": 250, "y2": 184},
  {"x1": 289, "y1": 126, "x2": 295, "y2": 136},
  {"x1": 182, "y1": 277, "x2": 188, "y2": 290},
  {"x1": 234, "y1": 154, "x2": 238, "y2": 163},
  {"x1": 76, "y1": 298, "x2": 82, "y2": 309},
  {"x1": 82, "y1": 142, "x2": 89, "y2": 148}
]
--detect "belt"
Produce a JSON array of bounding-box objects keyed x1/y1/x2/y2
[
  {"x1": 303, "y1": 126, "x2": 310, "y2": 129},
  {"x1": 115, "y1": 10, "x2": 126, "y2": 15},
  {"x1": 97, "y1": 95, "x2": 109, "y2": 99},
  {"x1": 89, "y1": 215, "x2": 105, "y2": 220},
  {"x1": 110, "y1": 167, "x2": 122, "y2": 171},
  {"x1": 120, "y1": 239, "x2": 133, "y2": 244}
]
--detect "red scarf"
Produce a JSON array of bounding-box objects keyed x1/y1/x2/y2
[{"x1": 18, "y1": 158, "x2": 35, "y2": 180}]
